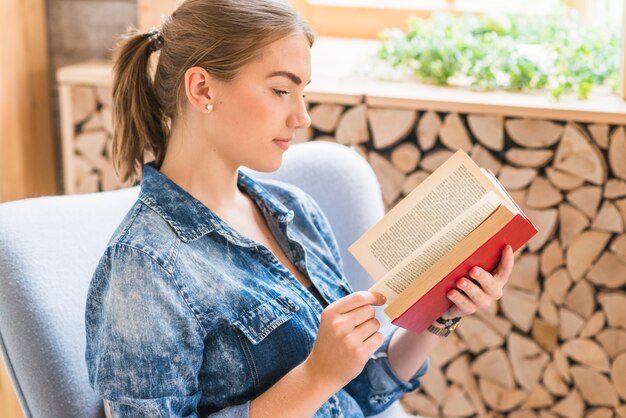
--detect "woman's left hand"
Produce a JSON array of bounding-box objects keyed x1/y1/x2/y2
[{"x1": 441, "y1": 244, "x2": 515, "y2": 320}]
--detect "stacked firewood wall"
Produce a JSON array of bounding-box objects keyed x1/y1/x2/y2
[
  {"x1": 61, "y1": 85, "x2": 133, "y2": 193},
  {"x1": 64, "y1": 87, "x2": 626, "y2": 417}
]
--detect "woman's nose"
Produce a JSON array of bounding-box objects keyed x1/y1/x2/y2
[
  {"x1": 299, "y1": 108, "x2": 311, "y2": 129},
  {"x1": 288, "y1": 101, "x2": 311, "y2": 129}
]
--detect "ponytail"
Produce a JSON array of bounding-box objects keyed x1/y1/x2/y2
[{"x1": 111, "y1": 28, "x2": 169, "y2": 185}]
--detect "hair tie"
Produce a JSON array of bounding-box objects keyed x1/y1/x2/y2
[{"x1": 148, "y1": 27, "x2": 164, "y2": 52}]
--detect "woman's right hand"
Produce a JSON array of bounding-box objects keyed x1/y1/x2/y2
[{"x1": 304, "y1": 290, "x2": 387, "y2": 390}]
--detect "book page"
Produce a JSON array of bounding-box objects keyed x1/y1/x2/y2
[
  {"x1": 383, "y1": 204, "x2": 516, "y2": 320},
  {"x1": 369, "y1": 192, "x2": 501, "y2": 303},
  {"x1": 481, "y1": 168, "x2": 526, "y2": 217},
  {"x1": 348, "y1": 149, "x2": 502, "y2": 282}
]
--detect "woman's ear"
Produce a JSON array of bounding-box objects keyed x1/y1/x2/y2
[{"x1": 183, "y1": 67, "x2": 214, "y2": 113}]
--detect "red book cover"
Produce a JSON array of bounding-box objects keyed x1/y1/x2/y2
[{"x1": 391, "y1": 212, "x2": 538, "y2": 333}]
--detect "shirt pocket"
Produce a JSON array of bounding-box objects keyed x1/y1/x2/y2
[
  {"x1": 231, "y1": 295, "x2": 300, "y2": 345},
  {"x1": 230, "y1": 294, "x2": 311, "y2": 393}
]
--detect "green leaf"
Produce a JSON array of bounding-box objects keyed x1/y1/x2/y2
[{"x1": 373, "y1": 9, "x2": 620, "y2": 101}]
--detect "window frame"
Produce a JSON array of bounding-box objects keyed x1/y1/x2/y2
[
  {"x1": 291, "y1": 0, "x2": 567, "y2": 38},
  {"x1": 291, "y1": 0, "x2": 435, "y2": 38},
  {"x1": 290, "y1": 0, "x2": 626, "y2": 100}
]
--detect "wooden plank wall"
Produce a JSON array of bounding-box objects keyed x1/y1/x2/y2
[
  {"x1": 0, "y1": 0, "x2": 57, "y2": 204},
  {"x1": 138, "y1": 0, "x2": 180, "y2": 30}
]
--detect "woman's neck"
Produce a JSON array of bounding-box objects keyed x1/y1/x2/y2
[{"x1": 159, "y1": 136, "x2": 246, "y2": 216}]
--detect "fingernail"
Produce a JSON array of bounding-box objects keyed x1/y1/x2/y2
[
  {"x1": 381, "y1": 294, "x2": 387, "y2": 303},
  {"x1": 459, "y1": 280, "x2": 467, "y2": 288},
  {"x1": 472, "y1": 267, "x2": 481, "y2": 277}
]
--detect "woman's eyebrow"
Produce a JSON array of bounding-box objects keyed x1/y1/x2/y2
[{"x1": 267, "y1": 71, "x2": 312, "y2": 86}]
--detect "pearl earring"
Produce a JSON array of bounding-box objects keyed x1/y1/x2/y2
[{"x1": 205, "y1": 103, "x2": 213, "y2": 112}]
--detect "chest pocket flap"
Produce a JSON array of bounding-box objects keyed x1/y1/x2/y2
[{"x1": 231, "y1": 295, "x2": 300, "y2": 345}]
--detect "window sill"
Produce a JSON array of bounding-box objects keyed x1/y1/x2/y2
[
  {"x1": 57, "y1": 37, "x2": 626, "y2": 125},
  {"x1": 307, "y1": 37, "x2": 626, "y2": 124}
]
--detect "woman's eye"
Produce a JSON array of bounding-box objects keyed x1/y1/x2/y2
[{"x1": 273, "y1": 89, "x2": 290, "y2": 96}]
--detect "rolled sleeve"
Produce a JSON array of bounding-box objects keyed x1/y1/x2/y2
[{"x1": 342, "y1": 326, "x2": 430, "y2": 416}]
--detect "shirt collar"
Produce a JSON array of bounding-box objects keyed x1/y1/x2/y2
[{"x1": 138, "y1": 161, "x2": 294, "y2": 242}]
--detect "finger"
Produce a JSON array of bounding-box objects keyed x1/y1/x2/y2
[
  {"x1": 466, "y1": 267, "x2": 503, "y2": 300},
  {"x1": 455, "y1": 277, "x2": 493, "y2": 310},
  {"x1": 444, "y1": 304, "x2": 464, "y2": 318},
  {"x1": 331, "y1": 291, "x2": 386, "y2": 314},
  {"x1": 494, "y1": 245, "x2": 514, "y2": 282},
  {"x1": 447, "y1": 288, "x2": 478, "y2": 316},
  {"x1": 363, "y1": 330, "x2": 385, "y2": 352},
  {"x1": 344, "y1": 304, "x2": 377, "y2": 327},
  {"x1": 354, "y1": 317, "x2": 381, "y2": 342}
]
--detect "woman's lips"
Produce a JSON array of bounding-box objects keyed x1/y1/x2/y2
[{"x1": 273, "y1": 138, "x2": 291, "y2": 150}]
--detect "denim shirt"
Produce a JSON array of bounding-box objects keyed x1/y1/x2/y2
[{"x1": 85, "y1": 162, "x2": 429, "y2": 417}]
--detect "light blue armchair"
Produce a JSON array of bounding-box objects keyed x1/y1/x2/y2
[{"x1": 0, "y1": 141, "x2": 413, "y2": 418}]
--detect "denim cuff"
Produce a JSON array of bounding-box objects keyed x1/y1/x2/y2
[{"x1": 373, "y1": 326, "x2": 430, "y2": 392}]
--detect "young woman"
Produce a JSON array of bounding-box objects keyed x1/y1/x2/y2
[{"x1": 85, "y1": 0, "x2": 515, "y2": 416}]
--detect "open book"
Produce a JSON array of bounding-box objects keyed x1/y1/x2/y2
[{"x1": 348, "y1": 149, "x2": 538, "y2": 333}]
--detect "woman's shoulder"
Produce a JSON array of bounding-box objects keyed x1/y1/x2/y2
[{"x1": 102, "y1": 199, "x2": 180, "y2": 272}]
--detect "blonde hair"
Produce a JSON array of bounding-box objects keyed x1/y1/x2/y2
[{"x1": 111, "y1": 0, "x2": 315, "y2": 184}]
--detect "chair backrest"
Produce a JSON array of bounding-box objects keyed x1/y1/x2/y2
[{"x1": 0, "y1": 141, "x2": 384, "y2": 418}]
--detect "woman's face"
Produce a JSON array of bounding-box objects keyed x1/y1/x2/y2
[{"x1": 208, "y1": 33, "x2": 312, "y2": 173}]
